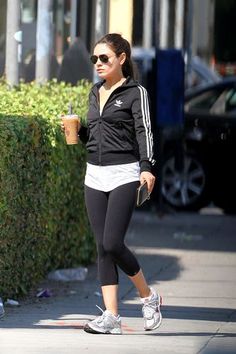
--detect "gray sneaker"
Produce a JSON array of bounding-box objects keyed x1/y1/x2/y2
[
  {"x1": 141, "y1": 288, "x2": 162, "y2": 331},
  {"x1": 84, "y1": 306, "x2": 122, "y2": 334}
]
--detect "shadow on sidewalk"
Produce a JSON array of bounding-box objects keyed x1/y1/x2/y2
[{"x1": 1, "y1": 301, "x2": 236, "y2": 329}]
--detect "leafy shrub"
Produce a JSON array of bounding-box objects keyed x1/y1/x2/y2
[{"x1": 0, "y1": 80, "x2": 95, "y2": 298}]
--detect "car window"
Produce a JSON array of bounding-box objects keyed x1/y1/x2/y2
[
  {"x1": 185, "y1": 89, "x2": 223, "y2": 111},
  {"x1": 187, "y1": 70, "x2": 206, "y2": 88},
  {"x1": 226, "y1": 89, "x2": 236, "y2": 113},
  {"x1": 210, "y1": 91, "x2": 228, "y2": 114}
]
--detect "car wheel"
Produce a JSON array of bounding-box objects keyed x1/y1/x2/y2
[{"x1": 161, "y1": 153, "x2": 210, "y2": 211}]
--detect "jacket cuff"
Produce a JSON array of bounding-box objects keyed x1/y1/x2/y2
[{"x1": 140, "y1": 160, "x2": 152, "y2": 173}]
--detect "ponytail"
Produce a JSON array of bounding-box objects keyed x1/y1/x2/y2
[{"x1": 122, "y1": 57, "x2": 134, "y2": 78}]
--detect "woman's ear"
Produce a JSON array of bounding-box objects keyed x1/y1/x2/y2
[{"x1": 119, "y1": 52, "x2": 126, "y2": 66}]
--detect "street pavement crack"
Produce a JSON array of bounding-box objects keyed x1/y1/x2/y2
[
  {"x1": 196, "y1": 327, "x2": 221, "y2": 354},
  {"x1": 196, "y1": 309, "x2": 236, "y2": 354}
]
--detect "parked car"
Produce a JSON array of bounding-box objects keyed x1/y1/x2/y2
[
  {"x1": 161, "y1": 77, "x2": 236, "y2": 212},
  {"x1": 185, "y1": 56, "x2": 221, "y2": 92},
  {"x1": 131, "y1": 47, "x2": 221, "y2": 91}
]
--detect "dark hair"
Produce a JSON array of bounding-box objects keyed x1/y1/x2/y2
[{"x1": 95, "y1": 33, "x2": 134, "y2": 78}]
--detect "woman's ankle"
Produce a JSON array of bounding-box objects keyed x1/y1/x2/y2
[
  {"x1": 139, "y1": 287, "x2": 152, "y2": 299},
  {"x1": 106, "y1": 308, "x2": 119, "y2": 317}
]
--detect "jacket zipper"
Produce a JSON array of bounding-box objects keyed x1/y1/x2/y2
[
  {"x1": 98, "y1": 115, "x2": 102, "y2": 165},
  {"x1": 95, "y1": 87, "x2": 124, "y2": 165}
]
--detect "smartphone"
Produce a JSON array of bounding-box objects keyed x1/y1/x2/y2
[{"x1": 136, "y1": 181, "x2": 150, "y2": 207}]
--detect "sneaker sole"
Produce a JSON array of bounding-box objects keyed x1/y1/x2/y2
[{"x1": 84, "y1": 323, "x2": 122, "y2": 335}]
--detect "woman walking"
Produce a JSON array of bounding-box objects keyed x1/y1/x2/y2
[{"x1": 62, "y1": 33, "x2": 162, "y2": 334}]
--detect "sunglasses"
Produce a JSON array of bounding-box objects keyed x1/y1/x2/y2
[{"x1": 90, "y1": 54, "x2": 114, "y2": 64}]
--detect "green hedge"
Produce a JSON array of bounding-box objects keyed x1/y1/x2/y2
[{"x1": 0, "y1": 80, "x2": 95, "y2": 299}]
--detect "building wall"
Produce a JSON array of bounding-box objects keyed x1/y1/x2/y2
[
  {"x1": 0, "y1": 0, "x2": 7, "y2": 76},
  {"x1": 0, "y1": 0, "x2": 7, "y2": 50},
  {"x1": 0, "y1": 0, "x2": 221, "y2": 81},
  {"x1": 192, "y1": 0, "x2": 215, "y2": 62},
  {"x1": 108, "y1": 0, "x2": 133, "y2": 43}
]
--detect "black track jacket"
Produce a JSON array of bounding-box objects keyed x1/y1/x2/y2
[{"x1": 79, "y1": 77, "x2": 155, "y2": 173}]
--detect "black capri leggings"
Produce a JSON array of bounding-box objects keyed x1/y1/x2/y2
[{"x1": 85, "y1": 181, "x2": 141, "y2": 286}]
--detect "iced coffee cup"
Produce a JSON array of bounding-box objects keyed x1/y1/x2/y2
[{"x1": 61, "y1": 114, "x2": 80, "y2": 145}]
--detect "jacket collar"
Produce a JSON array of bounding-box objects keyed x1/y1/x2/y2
[{"x1": 91, "y1": 76, "x2": 138, "y2": 95}]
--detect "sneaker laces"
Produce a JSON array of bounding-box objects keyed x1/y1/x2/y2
[
  {"x1": 142, "y1": 299, "x2": 159, "y2": 319},
  {"x1": 93, "y1": 305, "x2": 107, "y2": 323},
  {"x1": 94, "y1": 305, "x2": 117, "y2": 323}
]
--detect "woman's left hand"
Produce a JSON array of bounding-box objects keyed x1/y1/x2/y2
[{"x1": 140, "y1": 171, "x2": 156, "y2": 194}]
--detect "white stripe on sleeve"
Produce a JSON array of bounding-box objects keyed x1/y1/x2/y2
[{"x1": 137, "y1": 85, "x2": 154, "y2": 163}]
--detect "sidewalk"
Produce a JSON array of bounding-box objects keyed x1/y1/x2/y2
[{"x1": 0, "y1": 209, "x2": 236, "y2": 354}]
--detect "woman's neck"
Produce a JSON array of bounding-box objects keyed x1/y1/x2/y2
[{"x1": 103, "y1": 75, "x2": 126, "y2": 90}]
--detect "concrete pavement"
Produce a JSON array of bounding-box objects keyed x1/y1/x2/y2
[{"x1": 0, "y1": 208, "x2": 236, "y2": 354}]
